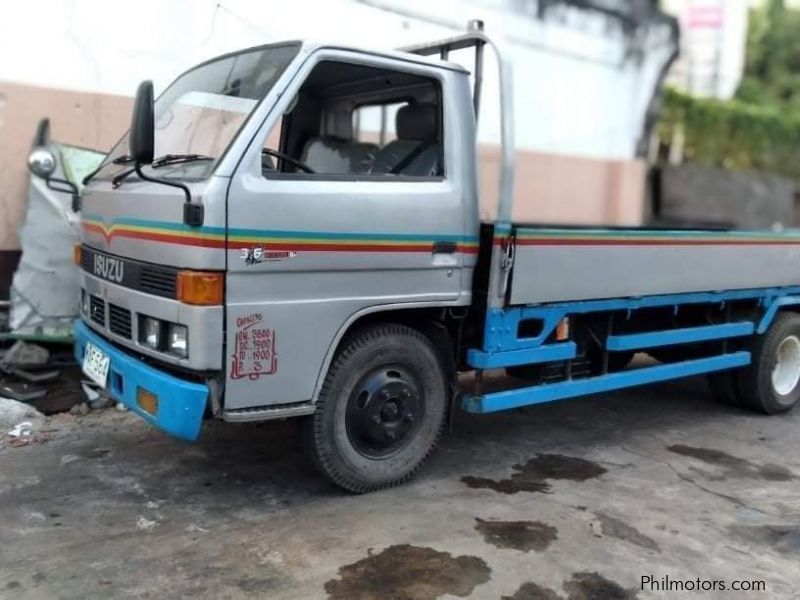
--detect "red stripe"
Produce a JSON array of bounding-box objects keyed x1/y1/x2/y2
[
  {"x1": 83, "y1": 224, "x2": 226, "y2": 248},
  {"x1": 514, "y1": 238, "x2": 800, "y2": 246},
  {"x1": 119, "y1": 229, "x2": 226, "y2": 248},
  {"x1": 227, "y1": 241, "x2": 480, "y2": 253}
]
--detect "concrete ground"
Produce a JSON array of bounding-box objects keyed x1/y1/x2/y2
[{"x1": 1, "y1": 370, "x2": 799, "y2": 600}]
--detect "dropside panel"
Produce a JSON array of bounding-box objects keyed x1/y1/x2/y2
[{"x1": 509, "y1": 227, "x2": 800, "y2": 305}]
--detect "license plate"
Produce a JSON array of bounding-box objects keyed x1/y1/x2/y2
[{"x1": 82, "y1": 342, "x2": 110, "y2": 388}]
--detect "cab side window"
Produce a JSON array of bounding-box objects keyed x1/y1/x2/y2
[
  {"x1": 262, "y1": 61, "x2": 443, "y2": 179},
  {"x1": 352, "y1": 101, "x2": 405, "y2": 146}
]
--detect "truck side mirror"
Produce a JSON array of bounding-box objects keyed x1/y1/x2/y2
[
  {"x1": 28, "y1": 147, "x2": 57, "y2": 179},
  {"x1": 26, "y1": 117, "x2": 80, "y2": 210},
  {"x1": 27, "y1": 118, "x2": 57, "y2": 179},
  {"x1": 130, "y1": 80, "x2": 155, "y2": 164}
]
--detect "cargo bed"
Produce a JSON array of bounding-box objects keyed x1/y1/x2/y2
[{"x1": 507, "y1": 224, "x2": 800, "y2": 305}]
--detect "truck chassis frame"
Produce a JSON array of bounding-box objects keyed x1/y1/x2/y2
[{"x1": 464, "y1": 285, "x2": 800, "y2": 413}]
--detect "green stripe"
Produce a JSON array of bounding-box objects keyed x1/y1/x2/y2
[{"x1": 515, "y1": 227, "x2": 800, "y2": 240}]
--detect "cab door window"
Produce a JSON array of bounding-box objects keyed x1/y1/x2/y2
[{"x1": 262, "y1": 60, "x2": 443, "y2": 179}]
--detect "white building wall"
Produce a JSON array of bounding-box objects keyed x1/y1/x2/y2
[
  {"x1": 0, "y1": 0, "x2": 676, "y2": 252},
  {"x1": 0, "y1": 0, "x2": 673, "y2": 159}
]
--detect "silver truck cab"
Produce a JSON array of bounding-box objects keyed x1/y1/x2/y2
[{"x1": 73, "y1": 38, "x2": 482, "y2": 488}]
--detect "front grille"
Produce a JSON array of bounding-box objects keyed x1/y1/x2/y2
[
  {"x1": 139, "y1": 266, "x2": 177, "y2": 298},
  {"x1": 80, "y1": 245, "x2": 179, "y2": 299},
  {"x1": 108, "y1": 303, "x2": 132, "y2": 339},
  {"x1": 89, "y1": 295, "x2": 105, "y2": 326}
]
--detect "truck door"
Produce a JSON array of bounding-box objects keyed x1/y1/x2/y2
[{"x1": 223, "y1": 50, "x2": 474, "y2": 412}]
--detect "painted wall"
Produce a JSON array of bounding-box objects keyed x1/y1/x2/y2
[{"x1": 0, "y1": 0, "x2": 676, "y2": 250}]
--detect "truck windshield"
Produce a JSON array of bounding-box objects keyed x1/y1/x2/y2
[{"x1": 94, "y1": 43, "x2": 300, "y2": 183}]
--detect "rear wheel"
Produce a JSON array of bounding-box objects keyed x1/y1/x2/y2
[
  {"x1": 304, "y1": 323, "x2": 448, "y2": 493},
  {"x1": 738, "y1": 312, "x2": 800, "y2": 414}
]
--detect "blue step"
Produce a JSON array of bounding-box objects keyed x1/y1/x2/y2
[
  {"x1": 463, "y1": 351, "x2": 750, "y2": 414},
  {"x1": 606, "y1": 322, "x2": 753, "y2": 352},
  {"x1": 467, "y1": 342, "x2": 576, "y2": 369}
]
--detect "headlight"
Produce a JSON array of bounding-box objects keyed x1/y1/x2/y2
[
  {"x1": 140, "y1": 317, "x2": 162, "y2": 349},
  {"x1": 80, "y1": 289, "x2": 89, "y2": 315},
  {"x1": 167, "y1": 324, "x2": 188, "y2": 358}
]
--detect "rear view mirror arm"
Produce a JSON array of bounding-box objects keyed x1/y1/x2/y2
[
  {"x1": 133, "y1": 162, "x2": 204, "y2": 227},
  {"x1": 45, "y1": 177, "x2": 80, "y2": 212}
]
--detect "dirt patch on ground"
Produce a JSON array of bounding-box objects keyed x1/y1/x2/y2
[
  {"x1": 324, "y1": 544, "x2": 491, "y2": 600},
  {"x1": 462, "y1": 454, "x2": 607, "y2": 495},
  {"x1": 503, "y1": 573, "x2": 636, "y2": 600},
  {"x1": 563, "y1": 572, "x2": 637, "y2": 600},
  {"x1": 592, "y1": 512, "x2": 660, "y2": 553},
  {"x1": 666, "y1": 445, "x2": 794, "y2": 481},
  {"x1": 729, "y1": 525, "x2": 800, "y2": 555},
  {"x1": 503, "y1": 581, "x2": 563, "y2": 600},
  {"x1": 475, "y1": 518, "x2": 558, "y2": 552}
]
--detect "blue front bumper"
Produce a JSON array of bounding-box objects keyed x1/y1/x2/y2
[{"x1": 74, "y1": 320, "x2": 209, "y2": 441}]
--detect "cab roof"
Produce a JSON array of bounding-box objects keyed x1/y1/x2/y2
[{"x1": 297, "y1": 39, "x2": 470, "y2": 74}]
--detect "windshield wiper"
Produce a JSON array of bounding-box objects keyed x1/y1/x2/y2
[
  {"x1": 151, "y1": 153, "x2": 213, "y2": 169},
  {"x1": 110, "y1": 154, "x2": 213, "y2": 189},
  {"x1": 111, "y1": 167, "x2": 137, "y2": 189},
  {"x1": 82, "y1": 154, "x2": 136, "y2": 186}
]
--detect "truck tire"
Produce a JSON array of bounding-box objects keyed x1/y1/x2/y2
[
  {"x1": 606, "y1": 351, "x2": 635, "y2": 372},
  {"x1": 304, "y1": 323, "x2": 448, "y2": 493},
  {"x1": 738, "y1": 312, "x2": 800, "y2": 414},
  {"x1": 707, "y1": 370, "x2": 743, "y2": 407}
]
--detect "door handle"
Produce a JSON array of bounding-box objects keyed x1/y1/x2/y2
[{"x1": 432, "y1": 241, "x2": 457, "y2": 254}]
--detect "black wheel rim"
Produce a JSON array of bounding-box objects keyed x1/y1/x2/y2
[{"x1": 345, "y1": 365, "x2": 425, "y2": 458}]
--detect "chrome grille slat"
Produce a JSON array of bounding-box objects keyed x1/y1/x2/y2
[
  {"x1": 139, "y1": 267, "x2": 177, "y2": 297},
  {"x1": 89, "y1": 295, "x2": 105, "y2": 326}
]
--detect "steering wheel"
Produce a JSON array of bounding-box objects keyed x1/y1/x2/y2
[{"x1": 262, "y1": 148, "x2": 316, "y2": 174}]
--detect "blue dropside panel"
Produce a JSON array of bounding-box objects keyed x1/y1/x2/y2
[{"x1": 74, "y1": 320, "x2": 209, "y2": 441}]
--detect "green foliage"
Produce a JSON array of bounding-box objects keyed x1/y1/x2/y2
[
  {"x1": 658, "y1": 1, "x2": 800, "y2": 179},
  {"x1": 658, "y1": 88, "x2": 800, "y2": 179},
  {"x1": 737, "y1": 0, "x2": 800, "y2": 112}
]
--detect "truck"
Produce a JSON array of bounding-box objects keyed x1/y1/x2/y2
[{"x1": 27, "y1": 24, "x2": 800, "y2": 493}]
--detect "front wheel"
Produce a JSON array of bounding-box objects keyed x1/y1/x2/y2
[
  {"x1": 304, "y1": 323, "x2": 448, "y2": 493},
  {"x1": 738, "y1": 312, "x2": 800, "y2": 414}
]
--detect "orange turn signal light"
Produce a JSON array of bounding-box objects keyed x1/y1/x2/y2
[
  {"x1": 137, "y1": 387, "x2": 158, "y2": 416},
  {"x1": 177, "y1": 270, "x2": 224, "y2": 306},
  {"x1": 74, "y1": 243, "x2": 83, "y2": 266}
]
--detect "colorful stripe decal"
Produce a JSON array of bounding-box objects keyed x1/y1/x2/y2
[
  {"x1": 82, "y1": 217, "x2": 225, "y2": 248},
  {"x1": 81, "y1": 215, "x2": 479, "y2": 254},
  {"x1": 499, "y1": 228, "x2": 800, "y2": 247}
]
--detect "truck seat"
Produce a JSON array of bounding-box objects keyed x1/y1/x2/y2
[
  {"x1": 300, "y1": 136, "x2": 376, "y2": 174},
  {"x1": 369, "y1": 103, "x2": 441, "y2": 177}
]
